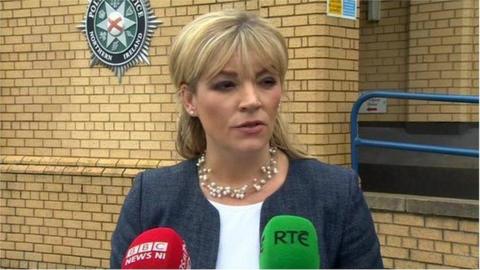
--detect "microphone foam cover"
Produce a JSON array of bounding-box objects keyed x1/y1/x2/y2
[
  {"x1": 260, "y1": 215, "x2": 320, "y2": 269},
  {"x1": 121, "y1": 227, "x2": 190, "y2": 269}
]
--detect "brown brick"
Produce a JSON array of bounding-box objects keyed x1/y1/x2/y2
[
  {"x1": 137, "y1": 160, "x2": 159, "y2": 168},
  {"x1": 411, "y1": 227, "x2": 443, "y2": 240},
  {"x1": 102, "y1": 186, "x2": 122, "y2": 195},
  {"x1": 295, "y1": 3, "x2": 320, "y2": 15},
  {"x1": 386, "y1": 235, "x2": 402, "y2": 247},
  {"x1": 34, "y1": 244, "x2": 52, "y2": 253},
  {"x1": 444, "y1": 254, "x2": 478, "y2": 268},
  {"x1": 123, "y1": 169, "x2": 142, "y2": 178},
  {"x1": 377, "y1": 234, "x2": 386, "y2": 245},
  {"x1": 15, "y1": 242, "x2": 34, "y2": 251},
  {"x1": 452, "y1": 243, "x2": 470, "y2": 256},
  {"x1": 379, "y1": 223, "x2": 410, "y2": 236},
  {"x1": 82, "y1": 257, "x2": 101, "y2": 268},
  {"x1": 82, "y1": 221, "x2": 102, "y2": 230},
  {"x1": 394, "y1": 259, "x2": 425, "y2": 269},
  {"x1": 61, "y1": 255, "x2": 80, "y2": 265},
  {"x1": 63, "y1": 220, "x2": 81, "y2": 229},
  {"x1": 425, "y1": 263, "x2": 451, "y2": 269},
  {"x1": 63, "y1": 237, "x2": 82, "y2": 247},
  {"x1": 6, "y1": 250, "x2": 25, "y2": 260},
  {"x1": 25, "y1": 234, "x2": 43, "y2": 244},
  {"x1": 54, "y1": 210, "x2": 72, "y2": 220},
  {"x1": 269, "y1": 5, "x2": 294, "y2": 16},
  {"x1": 82, "y1": 167, "x2": 104, "y2": 176},
  {"x1": 72, "y1": 212, "x2": 91, "y2": 221},
  {"x1": 91, "y1": 249, "x2": 110, "y2": 259},
  {"x1": 418, "y1": 239, "x2": 435, "y2": 251},
  {"x1": 102, "y1": 168, "x2": 125, "y2": 177},
  {"x1": 459, "y1": 220, "x2": 478, "y2": 233},
  {"x1": 102, "y1": 204, "x2": 121, "y2": 214},
  {"x1": 83, "y1": 185, "x2": 101, "y2": 194},
  {"x1": 34, "y1": 209, "x2": 52, "y2": 218},
  {"x1": 434, "y1": 241, "x2": 451, "y2": 253},
  {"x1": 111, "y1": 177, "x2": 132, "y2": 187},
  {"x1": 410, "y1": 250, "x2": 443, "y2": 264},
  {"x1": 63, "y1": 202, "x2": 82, "y2": 211},
  {"x1": 381, "y1": 246, "x2": 409, "y2": 259},
  {"x1": 381, "y1": 257, "x2": 394, "y2": 269},
  {"x1": 82, "y1": 203, "x2": 101, "y2": 212},
  {"x1": 53, "y1": 245, "x2": 72, "y2": 255},
  {"x1": 92, "y1": 213, "x2": 112, "y2": 222},
  {"x1": 43, "y1": 253, "x2": 61, "y2": 263},
  {"x1": 471, "y1": 245, "x2": 479, "y2": 257},
  {"x1": 444, "y1": 231, "x2": 478, "y2": 245}
]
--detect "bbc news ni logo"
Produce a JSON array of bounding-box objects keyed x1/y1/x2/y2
[
  {"x1": 79, "y1": 0, "x2": 161, "y2": 82},
  {"x1": 124, "y1": 241, "x2": 168, "y2": 265},
  {"x1": 127, "y1": 241, "x2": 168, "y2": 257}
]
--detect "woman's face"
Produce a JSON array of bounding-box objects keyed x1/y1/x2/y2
[{"x1": 186, "y1": 54, "x2": 282, "y2": 155}]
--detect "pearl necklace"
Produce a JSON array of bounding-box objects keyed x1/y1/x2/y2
[{"x1": 196, "y1": 147, "x2": 278, "y2": 200}]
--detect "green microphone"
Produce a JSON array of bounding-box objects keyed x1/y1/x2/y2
[{"x1": 260, "y1": 215, "x2": 320, "y2": 269}]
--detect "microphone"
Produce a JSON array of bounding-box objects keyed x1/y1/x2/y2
[
  {"x1": 121, "y1": 227, "x2": 191, "y2": 269},
  {"x1": 260, "y1": 215, "x2": 320, "y2": 269}
]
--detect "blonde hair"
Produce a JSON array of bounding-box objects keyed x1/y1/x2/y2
[{"x1": 169, "y1": 10, "x2": 309, "y2": 160}]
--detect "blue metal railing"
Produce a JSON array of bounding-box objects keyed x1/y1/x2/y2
[{"x1": 350, "y1": 91, "x2": 479, "y2": 173}]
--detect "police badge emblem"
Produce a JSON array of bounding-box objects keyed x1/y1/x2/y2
[{"x1": 79, "y1": 0, "x2": 160, "y2": 81}]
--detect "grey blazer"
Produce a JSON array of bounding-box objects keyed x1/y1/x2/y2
[{"x1": 110, "y1": 158, "x2": 383, "y2": 268}]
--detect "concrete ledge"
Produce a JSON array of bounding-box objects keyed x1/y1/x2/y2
[
  {"x1": 0, "y1": 155, "x2": 170, "y2": 177},
  {"x1": 0, "y1": 163, "x2": 142, "y2": 178},
  {"x1": 365, "y1": 192, "x2": 479, "y2": 219},
  {"x1": 0, "y1": 155, "x2": 177, "y2": 169}
]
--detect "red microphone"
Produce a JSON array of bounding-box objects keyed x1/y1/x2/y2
[{"x1": 121, "y1": 227, "x2": 191, "y2": 269}]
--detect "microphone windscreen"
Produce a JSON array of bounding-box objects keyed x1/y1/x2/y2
[
  {"x1": 121, "y1": 227, "x2": 191, "y2": 269},
  {"x1": 260, "y1": 215, "x2": 320, "y2": 269}
]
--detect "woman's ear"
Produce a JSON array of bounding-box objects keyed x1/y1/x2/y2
[{"x1": 180, "y1": 84, "x2": 197, "y2": 117}]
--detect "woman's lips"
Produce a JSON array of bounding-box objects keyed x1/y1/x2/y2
[{"x1": 234, "y1": 123, "x2": 265, "y2": 135}]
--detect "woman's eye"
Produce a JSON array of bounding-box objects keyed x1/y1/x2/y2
[
  {"x1": 212, "y1": 81, "x2": 236, "y2": 91},
  {"x1": 259, "y1": 77, "x2": 277, "y2": 88}
]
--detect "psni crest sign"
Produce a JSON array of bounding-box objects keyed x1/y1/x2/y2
[{"x1": 79, "y1": 0, "x2": 160, "y2": 82}]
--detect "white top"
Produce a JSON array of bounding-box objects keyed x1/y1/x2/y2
[{"x1": 209, "y1": 200, "x2": 263, "y2": 269}]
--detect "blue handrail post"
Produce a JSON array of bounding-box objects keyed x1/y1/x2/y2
[{"x1": 350, "y1": 91, "x2": 479, "y2": 174}]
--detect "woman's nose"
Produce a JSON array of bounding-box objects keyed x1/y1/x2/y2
[{"x1": 239, "y1": 82, "x2": 261, "y2": 112}]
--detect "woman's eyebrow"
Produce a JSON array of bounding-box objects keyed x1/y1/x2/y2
[
  {"x1": 216, "y1": 70, "x2": 238, "y2": 77},
  {"x1": 214, "y1": 68, "x2": 273, "y2": 79},
  {"x1": 256, "y1": 68, "x2": 270, "y2": 77}
]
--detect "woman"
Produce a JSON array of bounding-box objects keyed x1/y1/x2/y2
[{"x1": 111, "y1": 10, "x2": 383, "y2": 269}]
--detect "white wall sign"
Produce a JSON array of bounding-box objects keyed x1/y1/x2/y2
[{"x1": 359, "y1": 97, "x2": 388, "y2": 113}]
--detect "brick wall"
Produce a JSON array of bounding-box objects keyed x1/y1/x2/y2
[
  {"x1": 1, "y1": 160, "x2": 478, "y2": 268},
  {"x1": 0, "y1": 0, "x2": 360, "y2": 165},
  {"x1": 1, "y1": 0, "x2": 186, "y2": 162},
  {"x1": 0, "y1": 157, "x2": 140, "y2": 268},
  {"x1": 359, "y1": 0, "x2": 478, "y2": 122},
  {"x1": 372, "y1": 210, "x2": 478, "y2": 269}
]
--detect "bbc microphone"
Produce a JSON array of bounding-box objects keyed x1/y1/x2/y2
[
  {"x1": 121, "y1": 227, "x2": 191, "y2": 269},
  {"x1": 260, "y1": 215, "x2": 320, "y2": 269}
]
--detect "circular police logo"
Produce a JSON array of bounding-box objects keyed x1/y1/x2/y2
[{"x1": 80, "y1": 0, "x2": 160, "y2": 81}]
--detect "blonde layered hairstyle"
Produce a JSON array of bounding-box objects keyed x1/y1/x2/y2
[{"x1": 169, "y1": 10, "x2": 308, "y2": 160}]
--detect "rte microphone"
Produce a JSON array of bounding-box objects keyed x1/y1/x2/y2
[
  {"x1": 260, "y1": 215, "x2": 320, "y2": 269},
  {"x1": 121, "y1": 227, "x2": 191, "y2": 269}
]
